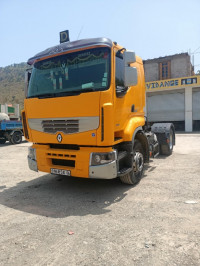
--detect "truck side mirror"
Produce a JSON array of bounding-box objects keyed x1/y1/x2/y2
[
  {"x1": 124, "y1": 67, "x2": 138, "y2": 87},
  {"x1": 124, "y1": 51, "x2": 136, "y2": 65},
  {"x1": 25, "y1": 69, "x2": 32, "y2": 98},
  {"x1": 123, "y1": 51, "x2": 138, "y2": 87}
]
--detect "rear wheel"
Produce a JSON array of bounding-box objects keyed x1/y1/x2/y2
[
  {"x1": 120, "y1": 140, "x2": 144, "y2": 185},
  {"x1": 160, "y1": 129, "x2": 173, "y2": 155},
  {"x1": 10, "y1": 131, "x2": 22, "y2": 144}
]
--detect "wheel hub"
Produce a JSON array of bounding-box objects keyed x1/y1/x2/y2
[{"x1": 133, "y1": 152, "x2": 144, "y2": 172}]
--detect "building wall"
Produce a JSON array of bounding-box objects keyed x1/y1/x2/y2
[
  {"x1": 143, "y1": 53, "x2": 193, "y2": 82},
  {"x1": 171, "y1": 56, "x2": 191, "y2": 78},
  {"x1": 144, "y1": 62, "x2": 158, "y2": 82}
]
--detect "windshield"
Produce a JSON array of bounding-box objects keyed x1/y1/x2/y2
[{"x1": 28, "y1": 47, "x2": 111, "y2": 98}]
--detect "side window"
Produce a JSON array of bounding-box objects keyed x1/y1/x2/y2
[{"x1": 115, "y1": 55, "x2": 124, "y2": 87}]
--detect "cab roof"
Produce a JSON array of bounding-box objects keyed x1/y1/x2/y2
[{"x1": 27, "y1": 37, "x2": 113, "y2": 65}]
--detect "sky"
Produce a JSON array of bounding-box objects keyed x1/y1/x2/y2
[{"x1": 0, "y1": 0, "x2": 200, "y2": 72}]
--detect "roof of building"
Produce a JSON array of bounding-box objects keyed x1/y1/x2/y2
[
  {"x1": 143, "y1": 52, "x2": 190, "y2": 64},
  {"x1": 27, "y1": 37, "x2": 113, "y2": 65}
]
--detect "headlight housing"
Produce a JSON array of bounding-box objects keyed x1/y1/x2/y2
[
  {"x1": 90, "y1": 151, "x2": 116, "y2": 166},
  {"x1": 28, "y1": 147, "x2": 36, "y2": 160}
]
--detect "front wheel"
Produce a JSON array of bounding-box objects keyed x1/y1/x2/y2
[{"x1": 120, "y1": 140, "x2": 144, "y2": 185}]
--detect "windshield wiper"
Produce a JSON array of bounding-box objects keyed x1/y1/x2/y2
[
  {"x1": 80, "y1": 88, "x2": 95, "y2": 93},
  {"x1": 51, "y1": 91, "x2": 81, "y2": 98},
  {"x1": 28, "y1": 87, "x2": 97, "y2": 99},
  {"x1": 28, "y1": 91, "x2": 81, "y2": 99},
  {"x1": 39, "y1": 88, "x2": 95, "y2": 97},
  {"x1": 27, "y1": 93, "x2": 56, "y2": 99},
  {"x1": 38, "y1": 93, "x2": 57, "y2": 98}
]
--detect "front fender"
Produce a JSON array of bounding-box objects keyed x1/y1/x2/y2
[{"x1": 122, "y1": 116, "x2": 145, "y2": 142}]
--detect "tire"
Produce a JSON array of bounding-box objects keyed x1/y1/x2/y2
[
  {"x1": 0, "y1": 138, "x2": 6, "y2": 144},
  {"x1": 9, "y1": 137, "x2": 14, "y2": 144},
  {"x1": 120, "y1": 140, "x2": 144, "y2": 185},
  {"x1": 10, "y1": 131, "x2": 22, "y2": 144},
  {"x1": 160, "y1": 129, "x2": 173, "y2": 156}
]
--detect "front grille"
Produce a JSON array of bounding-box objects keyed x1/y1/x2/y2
[
  {"x1": 50, "y1": 144, "x2": 80, "y2": 150},
  {"x1": 47, "y1": 152, "x2": 76, "y2": 158},
  {"x1": 52, "y1": 159, "x2": 75, "y2": 168},
  {"x1": 42, "y1": 119, "x2": 79, "y2": 134}
]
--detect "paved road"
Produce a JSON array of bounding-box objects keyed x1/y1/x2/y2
[{"x1": 0, "y1": 134, "x2": 200, "y2": 265}]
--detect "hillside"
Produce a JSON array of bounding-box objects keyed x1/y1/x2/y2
[{"x1": 0, "y1": 63, "x2": 27, "y2": 111}]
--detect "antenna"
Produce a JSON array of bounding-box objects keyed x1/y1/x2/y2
[{"x1": 77, "y1": 26, "x2": 84, "y2": 40}]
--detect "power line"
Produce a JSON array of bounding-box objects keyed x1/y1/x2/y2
[{"x1": 193, "y1": 46, "x2": 200, "y2": 53}]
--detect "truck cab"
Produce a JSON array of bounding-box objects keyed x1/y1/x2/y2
[{"x1": 23, "y1": 37, "x2": 175, "y2": 185}]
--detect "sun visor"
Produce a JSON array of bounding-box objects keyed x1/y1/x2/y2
[{"x1": 27, "y1": 37, "x2": 113, "y2": 65}]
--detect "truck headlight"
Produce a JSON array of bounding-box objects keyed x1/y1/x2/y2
[
  {"x1": 28, "y1": 147, "x2": 36, "y2": 160},
  {"x1": 90, "y1": 151, "x2": 116, "y2": 166}
]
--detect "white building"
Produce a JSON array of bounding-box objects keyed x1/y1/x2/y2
[
  {"x1": 144, "y1": 53, "x2": 200, "y2": 132},
  {"x1": 145, "y1": 76, "x2": 200, "y2": 132}
]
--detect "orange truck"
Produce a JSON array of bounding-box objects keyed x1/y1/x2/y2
[{"x1": 22, "y1": 32, "x2": 175, "y2": 185}]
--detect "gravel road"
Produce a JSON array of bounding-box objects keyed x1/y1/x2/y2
[{"x1": 0, "y1": 134, "x2": 200, "y2": 266}]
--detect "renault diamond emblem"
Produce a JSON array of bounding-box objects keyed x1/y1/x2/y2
[{"x1": 57, "y1": 134, "x2": 62, "y2": 143}]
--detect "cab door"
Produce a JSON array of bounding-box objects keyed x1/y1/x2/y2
[{"x1": 113, "y1": 49, "x2": 145, "y2": 139}]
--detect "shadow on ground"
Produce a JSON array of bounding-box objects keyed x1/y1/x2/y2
[{"x1": 0, "y1": 174, "x2": 138, "y2": 218}]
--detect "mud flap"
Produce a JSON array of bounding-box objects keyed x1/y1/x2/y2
[{"x1": 151, "y1": 123, "x2": 175, "y2": 155}]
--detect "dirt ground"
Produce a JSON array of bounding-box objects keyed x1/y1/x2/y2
[{"x1": 0, "y1": 134, "x2": 200, "y2": 266}]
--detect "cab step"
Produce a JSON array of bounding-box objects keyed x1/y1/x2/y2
[
  {"x1": 117, "y1": 167, "x2": 132, "y2": 177},
  {"x1": 118, "y1": 151, "x2": 128, "y2": 161}
]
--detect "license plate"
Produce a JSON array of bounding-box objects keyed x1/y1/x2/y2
[{"x1": 51, "y1": 168, "x2": 71, "y2": 176}]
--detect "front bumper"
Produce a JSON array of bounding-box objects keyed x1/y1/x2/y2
[
  {"x1": 27, "y1": 144, "x2": 117, "y2": 179},
  {"x1": 28, "y1": 156, "x2": 38, "y2": 172},
  {"x1": 89, "y1": 160, "x2": 117, "y2": 179}
]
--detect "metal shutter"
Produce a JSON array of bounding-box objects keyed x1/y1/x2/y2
[
  {"x1": 192, "y1": 88, "x2": 200, "y2": 120},
  {"x1": 147, "y1": 90, "x2": 185, "y2": 122}
]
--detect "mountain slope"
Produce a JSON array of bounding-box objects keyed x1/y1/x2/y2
[{"x1": 0, "y1": 63, "x2": 27, "y2": 110}]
